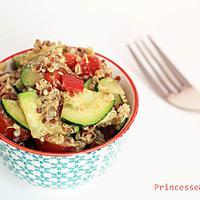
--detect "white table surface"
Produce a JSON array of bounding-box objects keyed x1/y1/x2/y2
[{"x1": 1, "y1": 0, "x2": 200, "y2": 199}]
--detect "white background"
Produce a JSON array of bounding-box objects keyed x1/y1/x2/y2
[{"x1": 0, "y1": 0, "x2": 200, "y2": 199}]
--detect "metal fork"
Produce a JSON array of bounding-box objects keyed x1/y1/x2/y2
[{"x1": 128, "y1": 36, "x2": 200, "y2": 112}]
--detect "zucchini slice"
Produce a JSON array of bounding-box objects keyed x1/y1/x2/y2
[
  {"x1": 13, "y1": 45, "x2": 58, "y2": 68},
  {"x1": 61, "y1": 88, "x2": 115, "y2": 126},
  {"x1": 73, "y1": 126, "x2": 80, "y2": 133},
  {"x1": 84, "y1": 78, "x2": 92, "y2": 89},
  {"x1": 13, "y1": 53, "x2": 27, "y2": 68},
  {"x1": 13, "y1": 79, "x2": 24, "y2": 93},
  {"x1": 114, "y1": 94, "x2": 122, "y2": 106},
  {"x1": 18, "y1": 90, "x2": 47, "y2": 138},
  {"x1": 1, "y1": 99, "x2": 29, "y2": 130},
  {"x1": 98, "y1": 77, "x2": 125, "y2": 96},
  {"x1": 116, "y1": 118, "x2": 128, "y2": 130},
  {"x1": 20, "y1": 65, "x2": 43, "y2": 87}
]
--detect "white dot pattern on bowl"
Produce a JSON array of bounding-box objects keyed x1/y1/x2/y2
[{"x1": 0, "y1": 134, "x2": 125, "y2": 188}]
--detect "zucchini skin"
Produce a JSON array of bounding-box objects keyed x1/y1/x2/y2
[
  {"x1": 84, "y1": 78, "x2": 92, "y2": 89},
  {"x1": 61, "y1": 99, "x2": 115, "y2": 127},
  {"x1": 114, "y1": 94, "x2": 122, "y2": 106},
  {"x1": 13, "y1": 57, "x2": 21, "y2": 68},
  {"x1": 12, "y1": 52, "x2": 28, "y2": 68},
  {"x1": 13, "y1": 85, "x2": 21, "y2": 93},
  {"x1": 98, "y1": 77, "x2": 125, "y2": 96},
  {"x1": 61, "y1": 88, "x2": 115, "y2": 126},
  {"x1": 13, "y1": 80, "x2": 24, "y2": 93},
  {"x1": 116, "y1": 118, "x2": 128, "y2": 130},
  {"x1": 84, "y1": 79, "x2": 99, "y2": 92},
  {"x1": 61, "y1": 118, "x2": 83, "y2": 127},
  {"x1": 94, "y1": 84, "x2": 99, "y2": 92},
  {"x1": 20, "y1": 65, "x2": 43, "y2": 87},
  {"x1": 0, "y1": 100, "x2": 30, "y2": 131},
  {"x1": 18, "y1": 90, "x2": 48, "y2": 139}
]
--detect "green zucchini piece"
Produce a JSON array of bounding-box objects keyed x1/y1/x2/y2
[
  {"x1": 13, "y1": 56, "x2": 21, "y2": 68},
  {"x1": 98, "y1": 77, "x2": 124, "y2": 96},
  {"x1": 116, "y1": 118, "x2": 128, "y2": 130},
  {"x1": 13, "y1": 79, "x2": 24, "y2": 93},
  {"x1": 62, "y1": 123, "x2": 80, "y2": 133},
  {"x1": 1, "y1": 99, "x2": 29, "y2": 130},
  {"x1": 61, "y1": 88, "x2": 115, "y2": 126},
  {"x1": 20, "y1": 65, "x2": 43, "y2": 87},
  {"x1": 114, "y1": 94, "x2": 122, "y2": 106},
  {"x1": 84, "y1": 78, "x2": 92, "y2": 89},
  {"x1": 13, "y1": 53, "x2": 27, "y2": 68},
  {"x1": 13, "y1": 45, "x2": 58, "y2": 68},
  {"x1": 74, "y1": 126, "x2": 80, "y2": 133},
  {"x1": 94, "y1": 84, "x2": 99, "y2": 92},
  {"x1": 84, "y1": 78, "x2": 99, "y2": 91},
  {"x1": 18, "y1": 90, "x2": 47, "y2": 138}
]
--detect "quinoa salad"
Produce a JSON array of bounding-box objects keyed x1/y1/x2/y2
[{"x1": 0, "y1": 40, "x2": 130, "y2": 153}]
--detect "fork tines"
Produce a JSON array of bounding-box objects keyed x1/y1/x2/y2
[{"x1": 127, "y1": 36, "x2": 191, "y2": 98}]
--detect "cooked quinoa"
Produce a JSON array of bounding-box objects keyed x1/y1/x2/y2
[{"x1": 0, "y1": 40, "x2": 130, "y2": 152}]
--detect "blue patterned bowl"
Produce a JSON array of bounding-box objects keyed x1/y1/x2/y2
[{"x1": 0, "y1": 50, "x2": 139, "y2": 188}]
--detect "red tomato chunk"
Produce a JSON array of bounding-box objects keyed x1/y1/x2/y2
[
  {"x1": 0, "y1": 108, "x2": 31, "y2": 142},
  {"x1": 44, "y1": 69, "x2": 66, "y2": 89},
  {"x1": 79, "y1": 56, "x2": 100, "y2": 78},
  {"x1": 64, "y1": 53, "x2": 77, "y2": 69},
  {"x1": 62, "y1": 73, "x2": 84, "y2": 93}
]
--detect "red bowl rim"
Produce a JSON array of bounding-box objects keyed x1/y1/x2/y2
[{"x1": 0, "y1": 49, "x2": 139, "y2": 157}]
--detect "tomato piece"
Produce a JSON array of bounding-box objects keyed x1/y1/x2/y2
[
  {"x1": 44, "y1": 69, "x2": 66, "y2": 89},
  {"x1": 34, "y1": 137, "x2": 76, "y2": 153},
  {"x1": 79, "y1": 56, "x2": 100, "y2": 78},
  {"x1": 0, "y1": 110, "x2": 14, "y2": 140},
  {"x1": 61, "y1": 73, "x2": 84, "y2": 93},
  {"x1": 64, "y1": 53, "x2": 77, "y2": 69},
  {"x1": 115, "y1": 75, "x2": 121, "y2": 82},
  {"x1": 0, "y1": 108, "x2": 31, "y2": 142},
  {"x1": 18, "y1": 129, "x2": 31, "y2": 142}
]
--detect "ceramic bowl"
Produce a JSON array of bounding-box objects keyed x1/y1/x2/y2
[{"x1": 0, "y1": 50, "x2": 139, "y2": 188}]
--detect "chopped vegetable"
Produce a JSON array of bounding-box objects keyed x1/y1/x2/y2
[
  {"x1": 79, "y1": 56, "x2": 100, "y2": 78},
  {"x1": 64, "y1": 53, "x2": 77, "y2": 69},
  {"x1": 61, "y1": 89, "x2": 115, "y2": 126},
  {"x1": 44, "y1": 69, "x2": 66, "y2": 89},
  {"x1": 21, "y1": 65, "x2": 43, "y2": 87},
  {"x1": 84, "y1": 78, "x2": 92, "y2": 89},
  {"x1": 0, "y1": 39, "x2": 131, "y2": 153},
  {"x1": 61, "y1": 73, "x2": 84, "y2": 93},
  {"x1": 1, "y1": 99, "x2": 29, "y2": 130},
  {"x1": 13, "y1": 79, "x2": 24, "y2": 93}
]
